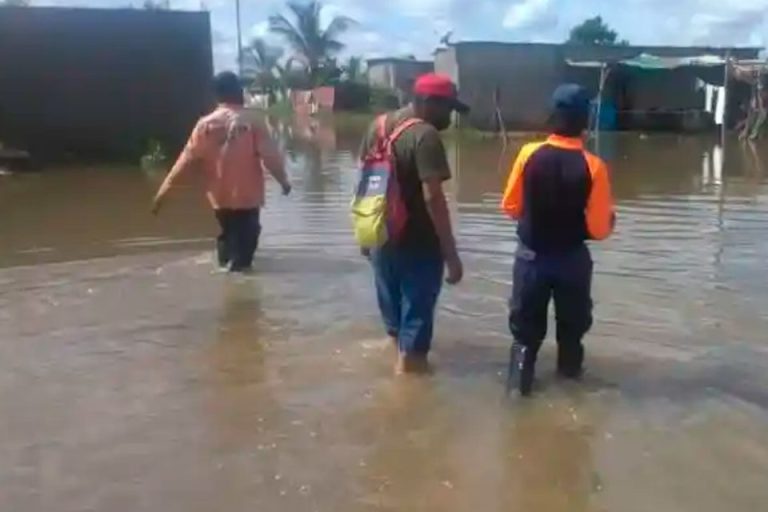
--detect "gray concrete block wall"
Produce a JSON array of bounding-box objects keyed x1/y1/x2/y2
[
  {"x1": 435, "y1": 48, "x2": 458, "y2": 85},
  {"x1": 367, "y1": 62, "x2": 394, "y2": 90},
  {"x1": 455, "y1": 43, "x2": 564, "y2": 130},
  {"x1": 0, "y1": 7, "x2": 213, "y2": 159}
]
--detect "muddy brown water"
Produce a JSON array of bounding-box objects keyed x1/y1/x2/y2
[{"x1": 2, "y1": 118, "x2": 768, "y2": 511}]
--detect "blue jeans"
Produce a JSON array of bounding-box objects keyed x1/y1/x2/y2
[{"x1": 371, "y1": 245, "x2": 444, "y2": 355}]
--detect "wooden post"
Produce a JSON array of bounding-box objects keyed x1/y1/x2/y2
[
  {"x1": 716, "y1": 50, "x2": 731, "y2": 269},
  {"x1": 493, "y1": 85, "x2": 508, "y2": 148},
  {"x1": 593, "y1": 63, "x2": 608, "y2": 156},
  {"x1": 721, "y1": 50, "x2": 731, "y2": 147}
]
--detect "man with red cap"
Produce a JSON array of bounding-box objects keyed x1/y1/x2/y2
[{"x1": 359, "y1": 73, "x2": 469, "y2": 374}]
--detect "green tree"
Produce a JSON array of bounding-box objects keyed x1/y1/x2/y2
[
  {"x1": 567, "y1": 16, "x2": 628, "y2": 46},
  {"x1": 274, "y1": 57, "x2": 311, "y2": 91},
  {"x1": 342, "y1": 56, "x2": 366, "y2": 83},
  {"x1": 242, "y1": 38, "x2": 284, "y2": 95},
  {"x1": 268, "y1": 1, "x2": 355, "y2": 86},
  {"x1": 143, "y1": 0, "x2": 170, "y2": 9}
]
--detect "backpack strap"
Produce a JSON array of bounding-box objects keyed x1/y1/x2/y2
[
  {"x1": 375, "y1": 114, "x2": 388, "y2": 140},
  {"x1": 385, "y1": 118, "x2": 424, "y2": 150},
  {"x1": 364, "y1": 114, "x2": 424, "y2": 161}
]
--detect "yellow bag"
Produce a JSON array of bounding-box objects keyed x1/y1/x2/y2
[{"x1": 351, "y1": 116, "x2": 422, "y2": 249}]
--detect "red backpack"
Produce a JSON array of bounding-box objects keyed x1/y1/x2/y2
[{"x1": 351, "y1": 114, "x2": 423, "y2": 248}]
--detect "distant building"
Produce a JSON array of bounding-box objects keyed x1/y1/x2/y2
[
  {"x1": 367, "y1": 58, "x2": 433, "y2": 104},
  {"x1": 436, "y1": 43, "x2": 761, "y2": 131},
  {"x1": 0, "y1": 6, "x2": 213, "y2": 159}
]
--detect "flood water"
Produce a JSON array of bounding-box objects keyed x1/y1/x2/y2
[{"x1": 2, "y1": 117, "x2": 768, "y2": 511}]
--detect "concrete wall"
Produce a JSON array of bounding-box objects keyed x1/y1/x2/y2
[
  {"x1": 367, "y1": 59, "x2": 433, "y2": 102},
  {"x1": 434, "y1": 48, "x2": 458, "y2": 84},
  {"x1": 392, "y1": 60, "x2": 433, "y2": 96},
  {"x1": 451, "y1": 42, "x2": 761, "y2": 130},
  {"x1": 367, "y1": 62, "x2": 395, "y2": 90},
  {"x1": 454, "y1": 43, "x2": 564, "y2": 130},
  {"x1": 0, "y1": 7, "x2": 213, "y2": 159}
]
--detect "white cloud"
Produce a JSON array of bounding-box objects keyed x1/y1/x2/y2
[
  {"x1": 250, "y1": 20, "x2": 269, "y2": 38},
  {"x1": 28, "y1": 0, "x2": 768, "y2": 70},
  {"x1": 389, "y1": 0, "x2": 449, "y2": 18},
  {"x1": 502, "y1": 0, "x2": 554, "y2": 29},
  {"x1": 321, "y1": 0, "x2": 368, "y2": 24},
  {"x1": 340, "y1": 30, "x2": 387, "y2": 58},
  {"x1": 620, "y1": 0, "x2": 768, "y2": 47}
]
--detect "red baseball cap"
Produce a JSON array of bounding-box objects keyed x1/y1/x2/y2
[{"x1": 413, "y1": 73, "x2": 469, "y2": 113}]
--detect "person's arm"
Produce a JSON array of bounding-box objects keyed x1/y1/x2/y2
[
  {"x1": 415, "y1": 128, "x2": 462, "y2": 284},
  {"x1": 501, "y1": 143, "x2": 541, "y2": 219},
  {"x1": 423, "y1": 177, "x2": 458, "y2": 258},
  {"x1": 501, "y1": 150, "x2": 526, "y2": 219},
  {"x1": 254, "y1": 118, "x2": 291, "y2": 195},
  {"x1": 152, "y1": 122, "x2": 206, "y2": 214},
  {"x1": 585, "y1": 155, "x2": 616, "y2": 240}
]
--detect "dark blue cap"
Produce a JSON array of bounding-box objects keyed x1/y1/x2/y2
[{"x1": 551, "y1": 84, "x2": 591, "y2": 116}]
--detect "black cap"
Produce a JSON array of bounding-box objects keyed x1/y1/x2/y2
[
  {"x1": 551, "y1": 83, "x2": 591, "y2": 116},
  {"x1": 213, "y1": 71, "x2": 243, "y2": 100}
]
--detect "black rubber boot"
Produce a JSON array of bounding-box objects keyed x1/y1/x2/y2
[
  {"x1": 556, "y1": 341, "x2": 584, "y2": 379},
  {"x1": 507, "y1": 343, "x2": 537, "y2": 397}
]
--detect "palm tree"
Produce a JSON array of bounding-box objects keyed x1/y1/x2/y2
[
  {"x1": 268, "y1": 1, "x2": 355, "y2": 85},
  {"x1": 242, "y1": 38, "x2": 283, "y2": 95}
]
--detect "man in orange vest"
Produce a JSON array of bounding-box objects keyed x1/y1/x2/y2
[{"x1": 501, "y1": 84, "x2": 615, "y2": 396}]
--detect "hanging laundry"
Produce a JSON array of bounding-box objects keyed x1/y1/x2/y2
[
  {"x1": 704, "y1": 84, "x2": 716, "y2": 114},
  {"x1": 714, "y1": 86, "x2": 726, "y2": 126}
]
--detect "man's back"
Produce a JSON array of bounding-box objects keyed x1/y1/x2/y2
[
  {"x1": 502, "y1": 135, "x2": 613, "y2": 253},
  {"x1": 186, "y1": 105, "x2": 267, "y2": 210},
  {"x1": 359, "y1": 107, "x2": 452, "y2": 252}
]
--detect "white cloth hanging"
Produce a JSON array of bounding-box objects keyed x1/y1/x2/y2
[
  {"x1": 714, "y1": 86, "x2": 726, "y2": 126},
  {"x1": 704, "y1": 85, "x2": 715, "y2": 114}
]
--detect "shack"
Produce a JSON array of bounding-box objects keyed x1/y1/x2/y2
[
  {"x1": 367, "y1": 58, "x2": 433, "y2": 104},
  {"x1": 0, "y1": 6, "x2": 213, "y2": 159},
  {"x1": 435, "y1": 42, "x2": 761, "y2": 131}
]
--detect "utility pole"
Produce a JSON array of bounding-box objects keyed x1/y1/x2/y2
[{"x1": 235, "y1": 0, "x2": 243, "y2": 76}]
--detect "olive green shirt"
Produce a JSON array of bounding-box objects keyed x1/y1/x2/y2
[{"x1": 359, "y1": 107, "x2": 452, "y2": 252}]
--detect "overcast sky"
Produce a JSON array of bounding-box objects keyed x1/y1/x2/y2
[{"x1": 38, "y1": 0, "x2": 768, "y2": 70}]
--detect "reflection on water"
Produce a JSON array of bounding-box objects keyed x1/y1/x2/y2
[{"x1": 2, "y1": 115, "x2": 768, "y2": 511}]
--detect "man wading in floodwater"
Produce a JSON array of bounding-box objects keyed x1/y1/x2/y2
[
  {"x1": 357, "y1": 74, "x2": 467, "y2": 374},
  {"x1": 152, "y1": 71, "x2": 291, "y2": 272},
  {"x1": 502, "y1": 84, "x2": 615, "y2": 396}
]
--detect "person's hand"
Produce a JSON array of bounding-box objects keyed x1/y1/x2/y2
[
  {"x1": 151, "y1": 194, "x2": 165, "y2": 216},
  {"x1": 281, "y1": 182, "x2": 292, "y2": 196},
  {"x1": 445, "y1": 253, "x2": 463, "y2": 285}
]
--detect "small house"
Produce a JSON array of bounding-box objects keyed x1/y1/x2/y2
[
  {"x1": 367, "y1": 58, "x2": 433, "y2": 105},
  {"x1": 435, "y1": 42, "x2": 761, "y2": 131}
]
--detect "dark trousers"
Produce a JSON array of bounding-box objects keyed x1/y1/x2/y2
[
  {"x1": 509, "y1": 244, "x2": 593, "y2": 373},
  {"x1": 215, "y1": 209, "x2": 261, "y2": 272},
  {"x1": 371, "y1": 244, "x2": 444, "y2": 355}
]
